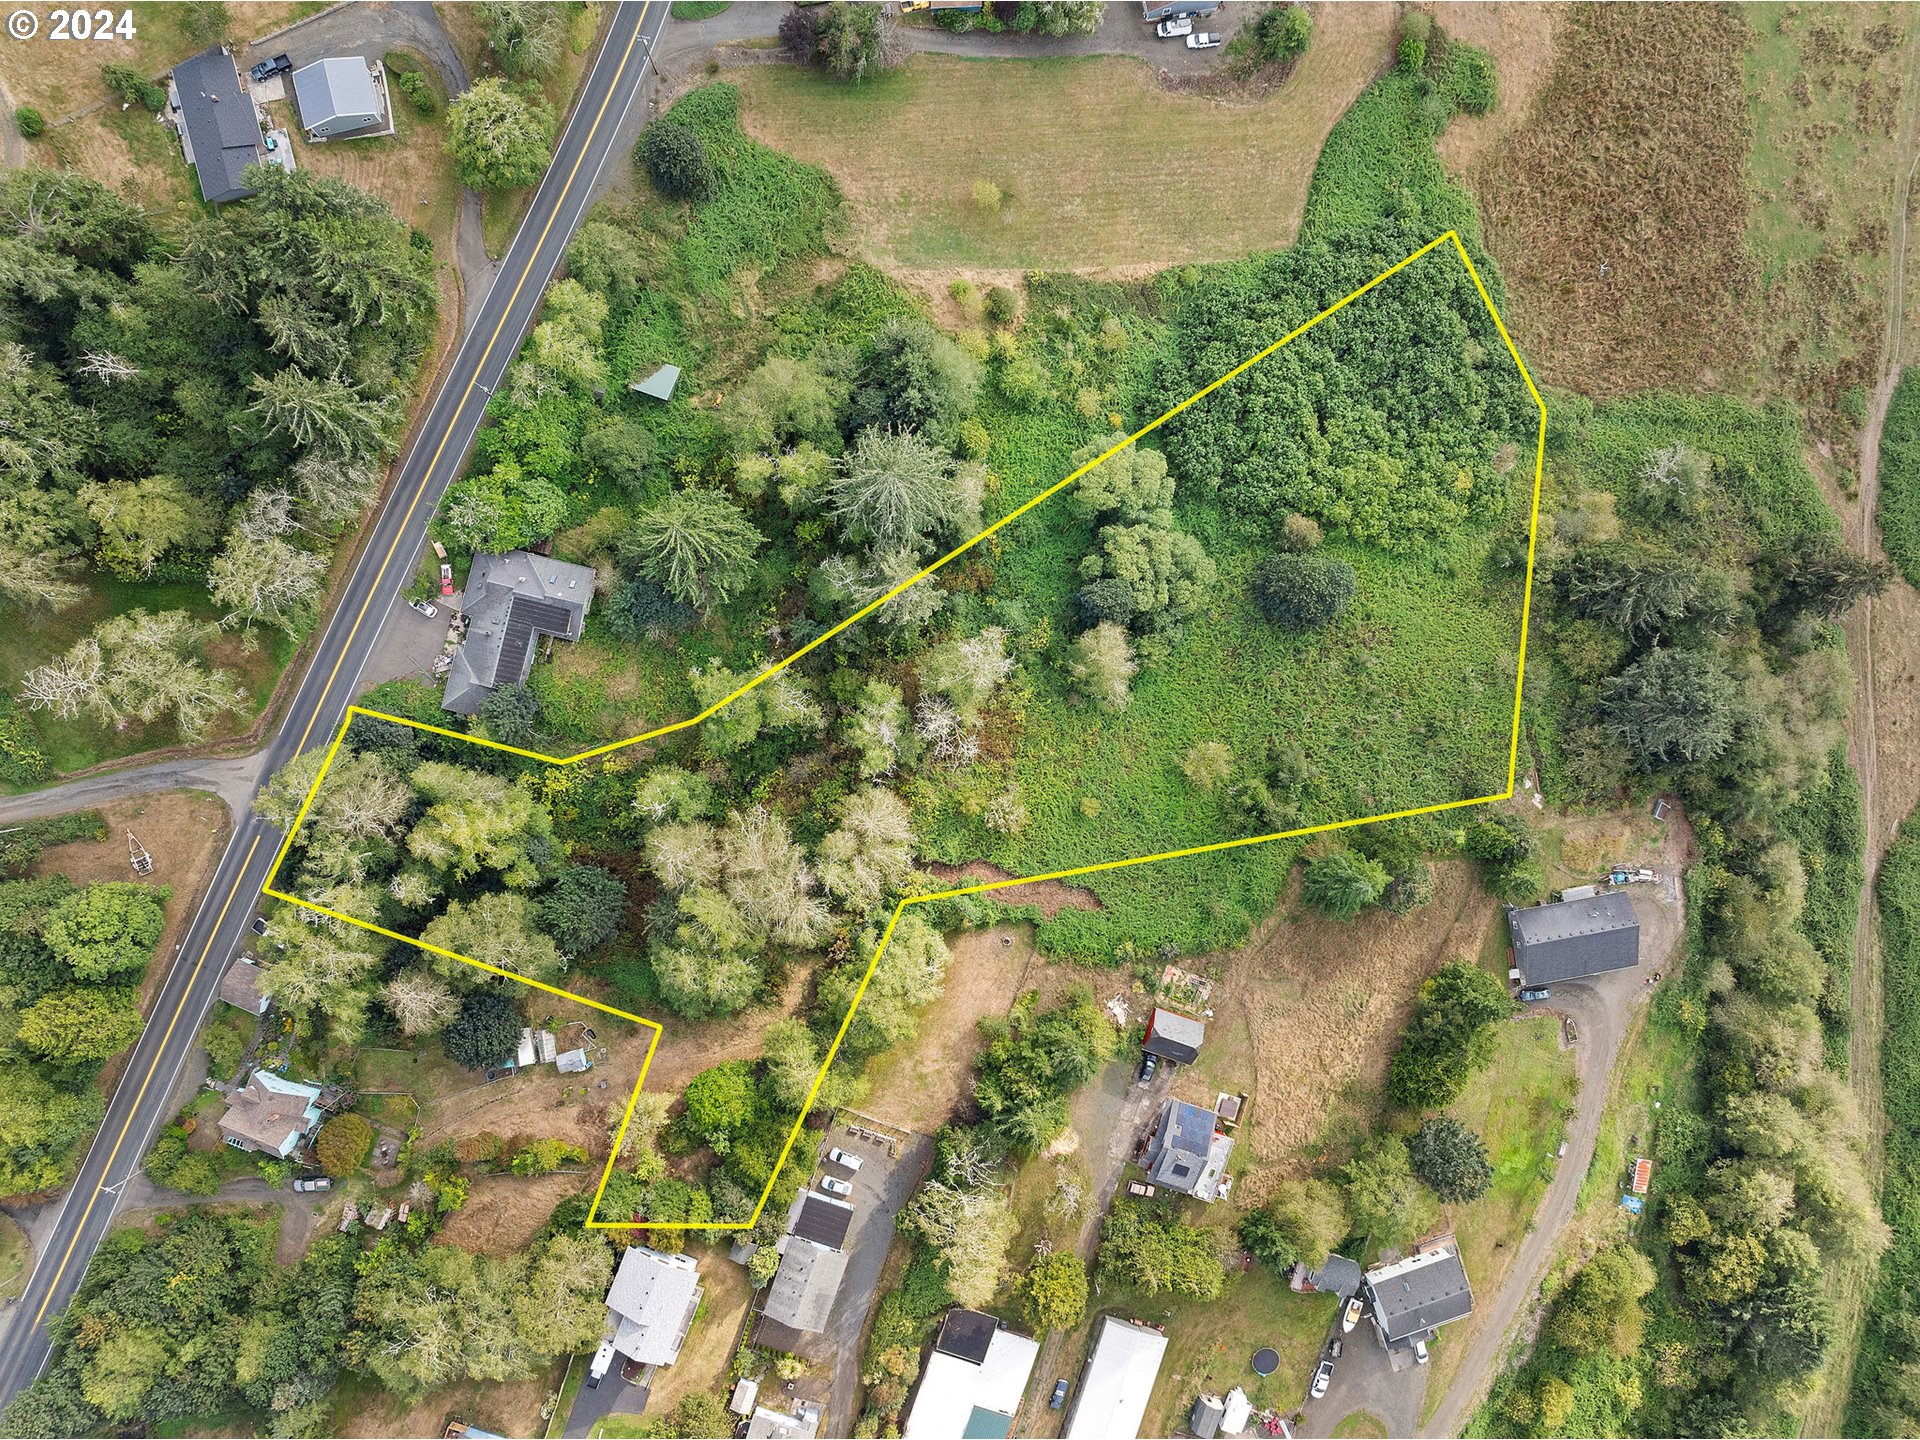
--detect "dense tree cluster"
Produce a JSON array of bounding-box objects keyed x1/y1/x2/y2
[
  {"x1": 1157, "y1": 219, "x2": 1531, "y2": 552},
  {"x1": 1385, "y1": 960, "x2": 1512, "y2": 1109},
  {"x1": 0, "y1": 874, "x2": 167, "y2": 1196},
  {"x1": 0, "y1": 166, "x2": 432, "y2": 744}
]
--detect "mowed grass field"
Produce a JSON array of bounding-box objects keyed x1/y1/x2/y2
[
  {"x1": 727, "y1": 11, "x2": 1398, "y2": 272},
  {"x1": 1419, "y1": 1014, "x2": 1578, "y2": 1422}
]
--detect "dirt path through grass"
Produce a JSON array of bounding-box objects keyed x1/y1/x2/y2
[{"x1": 1803, "y1": 24, "x2": 1920, "y2": 1434}]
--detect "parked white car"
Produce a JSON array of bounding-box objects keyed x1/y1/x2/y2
[
  {"x1": 1186, "y1": 31, "x2": 1221, "y2": 48},
  {"x1": 1310, "y1": 1360, "x2": 1334, "y2": 1399},
  {"x1": 820, "y1": 1175, "x2": 853, "y2": 1198},
  {"x1": 1155, "y1": 15, "x2": 1192, "y2": 37},
  {"x1": 828, "y1": 1147, "x2": 864, "y2": 1172}
]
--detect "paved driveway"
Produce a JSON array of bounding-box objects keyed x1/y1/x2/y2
[
  {"x1": 802, "y1": 1125, "x2": 934, "y2": 1435},
  {"x1": 359, "y1": 563, "x2": 458, "y2": 691},
  {"x1": 1298, "y1": 1322, "x2": 1426, "y2": 1440},
  {"x1": 562, "y1": 1363, "x2": 648, "y2": 1440}
]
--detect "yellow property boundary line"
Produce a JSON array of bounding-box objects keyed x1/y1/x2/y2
[{"x1": 260, "y1": 231, "x2": 1547, "y2": 1230}]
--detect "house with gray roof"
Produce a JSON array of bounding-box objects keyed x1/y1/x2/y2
[
  {"x1": 603, "y1": 1245, "x2": 703, "y2": 1368},
  {"x1": 290, "y1": 56, "x2": 391, "y2": 139},
  {"x1": 1142, "y1": 1007, "x2": 1205, "y2": 1065},
  {"x1": 170, "y1": 46, "x2": 264, "y2": 203},
  {"x1": 217, "y1": 1070, "x2": 324, "y2": 1157},
  {"x1": 1362, "y1": 1244, "x2": 1474, "y2": 1350},
  {"x1": 442, "y1": 551, "x2": 595, "y2": 714},
  {"x1": 217, "y1": 956, "x2": 269, "y2": 1015},
  {"x1": 1141, "y1": 1097, "x2": 1232, "y2": 1202},
  {"x1": 1509, "y1": 892, "x2": 1640, "y2": 986},
  {"x1": 762, "y1": 1237, "x2": 849, "y2": 1336}
]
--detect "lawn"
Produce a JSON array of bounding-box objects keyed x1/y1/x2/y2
[
  {"x1": 1134, "y1": 1272, "x2": 1340, "y2": 1437},
  {"x1": 0, "y1": 574, "x2": 294, "y2": 784},
  {"x1": 0, "y1": 1211, "x2": 28, "y2": 1302},
  {"x1": 727, "y1": 12, "x2": 1399, "y2": 273},
  {"x1": 351, "y1": 1040, "x2": 475, "y2": 1130},
  {"x1": 1332, "y1": 1413, "x2": 1389, "y2": 1439},
  {"x1": 1418, "y1": 1014, "x2": 1578, "y2": 1423},
  {"x1": 0, "y1": 2, "x2": 320, "y2": 116}
]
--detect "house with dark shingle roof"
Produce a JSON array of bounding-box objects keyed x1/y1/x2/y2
[
  {"x1": 1362, "y1": 1244, "x2": 1474, "y2": 1350},
  {"x1": 1509, "y1": 892, "x2": 1640, "y2": 986},
  {"x1": 217, "y1": 956, "x2": 269, "y2": 1015},
  {"x1": 442, "y1": 551, "x2": 595, "y2": 714},
  {"x1": 170, "y1": 46, "x2": 263, "y2": 203},
  {"x1": 1141, "y1": 1097, "x2": 1232, "y2": 1202}
]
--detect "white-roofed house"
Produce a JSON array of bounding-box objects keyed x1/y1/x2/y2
[
  {"x1": 1063, "y1": 1315, "x2": 1168, "y2": 1439},
  {"x1": 602, "y1": 1245, "x2": 702, "y2": 1369},
  {"x1": 902, "y1": 1309, "x2": 1040, "y2": 1440}
]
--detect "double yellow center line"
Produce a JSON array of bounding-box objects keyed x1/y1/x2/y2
[{"x1": 26, "y1": 0, "x2": 655, "y2": 1332}]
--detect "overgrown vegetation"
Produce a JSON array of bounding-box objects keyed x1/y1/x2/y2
[
  {"x1": 1879, "y1": 365, "x2": 1920, "y2": 587},
  {"x1": 1846, "y1": 816, "x2": 1920, "y2": 1434},
  {"x1": 0, "y1": 166, "x2": 434, "y2": 771},
  {"x1": 0, "y1": 869, "x2": 167, "y2": 1199}
]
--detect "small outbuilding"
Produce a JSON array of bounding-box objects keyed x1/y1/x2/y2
[
  {"x1": 1190, "y1": 1393, "x2": 1227, "y2": 1439},
  {"x1": 1508, "y1": 891, "x2": 1640, "y2": 986},
  {"x1": 290, "y1": 56, "x2": 391, "y2": 138},
  {"x1": 217, "y1": 956, "x2": 270, "y2": 1015},
  {"x1": 628, "y1": 363, "x2": 681, "y2": 401},
  {"x1": 1142, "y1": 1006, "x2": 1205, "y2": 1065}
]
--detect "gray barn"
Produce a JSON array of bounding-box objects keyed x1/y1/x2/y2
[
  {"x1": 1509, "y1": 892, "x2": 1640, "y2": 986},
  {"x1": 291, "y1": 57, "x2": 386, "y2": 138}
]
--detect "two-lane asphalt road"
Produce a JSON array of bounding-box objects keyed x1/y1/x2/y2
[{"x1": 0, "y1": 0, "x2": 666, "y2": 1406}]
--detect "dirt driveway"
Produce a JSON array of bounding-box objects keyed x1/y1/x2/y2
[{"x1": 1419, "y1": 839, "x2": 1691, "y2": 1436}]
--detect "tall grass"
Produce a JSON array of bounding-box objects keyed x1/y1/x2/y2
[{"x1": 1878, "y1": 366, "x2": 1920, "y2": 588}]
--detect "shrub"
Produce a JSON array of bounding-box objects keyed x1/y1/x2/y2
[
  {"x1": 13, "y1": 107, "x2": 44, "y2": 140},
  {"x1": 984, "y1": 285, "x2": 1019, "y2": 326},
  {"x1": 391, "y1": 65, "x2": 440, "y2": 116},
  {"x1": 202, "y1": 1019, "x2": 246, "y2": 1081},
  {"x1": 1386, "y1": 960, "x2": 1513, "y2": 1108},
  {"x1": 1397, "y1": 35, "x2": 1426, "y2": 73},
  {"x1": 1445, "y1": 44, "x2": 1499, "y2": 116},
  {"x1": 970, "y1": 179, "x2": 1003, "y2": 213},
  {"x1": 1278, "y1": 512, "x2": 1323, "y2": 551},
  {"x1": 314, "y1": 1113, "x2": 374, "y2": 1176},
  {"x1": 1879, "y1": 366, "x2": 1920, "y2": 587},
  {"x1": 442, "y1": 990, "x2": 523, "y2": 1068},
  {"x1": 1408, "y1": 1116, "x2": 1493, "y2": 1202},
  {"x1": 641, "y1": 117, "x2": 714, "y2": 200},
  {"x1": 1253, "y1": 553, "x2": 1355, "y2": 629},
  {"x1": 101, "y1": 63, "x2": 166, "y2": 112},
  {"x1": 1302, "y1": 848, "x2": 1388, "y2": 920}
]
